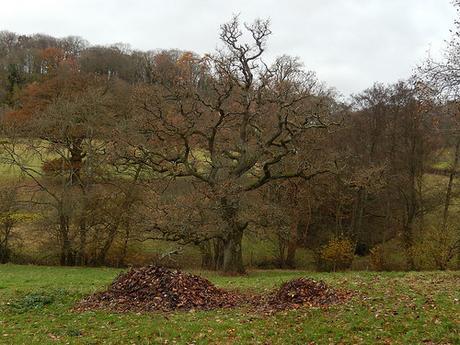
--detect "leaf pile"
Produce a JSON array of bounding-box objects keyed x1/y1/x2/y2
[
  {"x1": 75, "y1": 267, "x2": 351, "y2": 313},
  {"x1": 75, "y1": 266, "x2": 240, "y2": 312},
  {"x1": 268, "y1": 277, "x2": 352, "y2": 310}
]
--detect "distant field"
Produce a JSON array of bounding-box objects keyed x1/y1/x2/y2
[
  {"x1": 0, "y1": 140, "x2": 51, "y2": 178},
  {"x1": 0, "y1": 140, "x2": 214, "y2": 179},
  {"x1": 0, "y1": 265, "x2": 458, "y2": 344}
]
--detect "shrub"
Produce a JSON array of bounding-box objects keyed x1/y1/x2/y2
[
  {"x1": 369, "y1": 244, "x2": 386, "y2": 271},
  {"x1": 412, "y1": 226, "x2": 458, "y2": 270},
  {"x1": 365, "y1": 240, "x2": 407, "y2": 271},
  {"x1": 10, "y1": 292, "x2": 54, "y2": 312},
  {"x1": 317, "y1": 237, "x2": 355, "y2": 271}
]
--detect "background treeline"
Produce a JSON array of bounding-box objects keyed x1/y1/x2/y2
[{"x1": 0, "y1": 15, "x2": 459, "y2": 273}]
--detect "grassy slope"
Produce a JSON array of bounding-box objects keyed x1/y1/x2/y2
[{"x1": 0, "y1": 265, "x2": 458, "y2": 344}]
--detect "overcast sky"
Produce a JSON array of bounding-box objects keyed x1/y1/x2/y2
[{"x1": 0, "y1": 0, "x2": 456, "y2": 96}]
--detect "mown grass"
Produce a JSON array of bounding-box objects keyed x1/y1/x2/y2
[{"x1": 0, "y1": 265, "x2": 458, "y2": 344}]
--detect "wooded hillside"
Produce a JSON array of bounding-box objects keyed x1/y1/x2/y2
[{"x1": 1, "y1": 15, "x2": 459, "y2": 273}]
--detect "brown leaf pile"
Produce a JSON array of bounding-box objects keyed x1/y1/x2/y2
[
  {"x1": 75, "y1": 266, "x2": 351, "y2": 314},
  {"x1": 75, "y1": 266, "x2": 241, "y2": 312},
  {"x1": 268, "y1": 277, "x2": 352, "y2": 310}
]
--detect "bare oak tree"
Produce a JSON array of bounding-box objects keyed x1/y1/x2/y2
[{"x1": 122, "y1": 17, "x2": 334, "y2": 273}]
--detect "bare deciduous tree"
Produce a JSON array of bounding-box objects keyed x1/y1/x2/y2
[{"x1": 121, "y1": 16, "x2": 335, "y2": 273}]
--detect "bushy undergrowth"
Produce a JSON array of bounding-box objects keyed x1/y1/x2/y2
[{"x1": 316, "y1": 237, "x2": 355, "y2": 271}]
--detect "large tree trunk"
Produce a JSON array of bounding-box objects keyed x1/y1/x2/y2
[
  {"x1": 220, "y1": 196, "x2": 245, "y2": 274},
  {"x1": 60, "y1": 236, "x2": 73, "y2": 265},
  {"x1": 222, "y1": 228, "x2": 244, "y2": 274}
]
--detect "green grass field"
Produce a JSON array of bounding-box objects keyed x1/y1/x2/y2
[{"x1": 0, "y1": 265, "x2": 458, "y2": 344}]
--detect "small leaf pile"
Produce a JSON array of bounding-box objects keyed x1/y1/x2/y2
[
  {"x1": 75, "y1": 266, "x2": 240, "y2": 312},
  {"x1": 268, "y1": 277, "x2": 351, "y2": 310}
]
